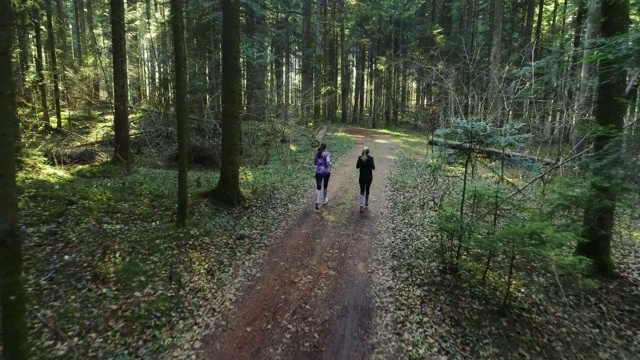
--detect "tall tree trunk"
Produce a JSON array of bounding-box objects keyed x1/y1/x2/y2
[
  {"x1": 245, "y1": 2, "x2": 266, "y2": 120},
  {"x1": 54, "y1": 0, "x2": 69, "y2": 108},
  {"x1": 73, "y1": 0, "x2": 83, "y2": 65},
  {"x1": 86, "y1": 0, "x2": 100, "y2": 100},
  {"x1": 54, "y1": 0, "x2": 69, "y2": 68},
  {"x1": 352, "y1": 39, "x2": 363, "y2": 123},
  {"x1": 0, "y1": 0, "x2": 29, "y2": 356},
  {"x1": 17, "y1": 3, "x2": 31, "y2": 101},
  {"x1": 534, "y1": 0, "x2": 544, "y2": 59},
  {"x1": 577, "y1": 0, "x2": 629, "y2": 277},
  {"x1": 339, "y1": 0, "x2": 348, "y2": 123},
  {"x1": 110, "y1": 0, "x2": 131, "y2": 168},
  {"x1": 357, "y1": 41, "x2": 365, "y2": 121},
  {"x1": 523, "y1": 0, "x2": 536, "y2": 56},
  {"x1": 301, "y1": 0, "x2": 313, "y2": 119},
  {"x1": 171, "y1": 0, "x2": 188, "y2": 226},
  {"x1": 145, "y1": 0, "x2": 157, "y2": 103},
  {"x1": 489, "y1": 0, "x2": 504, "y2": 124},
  {"x1": 573, "y1": 1, "x2": 599, "y2": 153},
  {"x1": 273, "y1": 16, "x2": 284, "y2": 109},
  {"x1": 211, "y1": 0, "x2": 242, "y2": 207},
  {"x1": 313, "y1": 0, "x2": 324, "y2": 119},
  {"x1": 77, "y1": 0, "x2": 85, "y2": 50},
  {"x1": 45, "y1": 0, "x2": 62, "y2": 129},
  {"x1": 208, "y1": 15, "x2": 221, "y2": 116},
  {"x1": 284, "y1": 10, "x2": 291, "y2": 116},
  {"x1": 33, "y1": 9, "x2": 50, "y2": 128}
]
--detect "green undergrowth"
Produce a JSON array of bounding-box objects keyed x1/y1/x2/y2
[
  {"x1": 374, "y1": 127, "x2": 640, "y2": 359},
  {"x1": 18, "y1": 128, "x2": 354, "y2": 359}
]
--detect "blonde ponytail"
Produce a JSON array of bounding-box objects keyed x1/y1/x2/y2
[{"x1": 360, "y1": 147, "x2": 370, "y2": 161}]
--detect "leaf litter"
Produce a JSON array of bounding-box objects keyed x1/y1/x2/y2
[
  {"x1": 17, "y1": 130, "x2": 354, "y2": 359},
  {"x1": 369, "y1": 131, "x2": 640, "y2": 359}
]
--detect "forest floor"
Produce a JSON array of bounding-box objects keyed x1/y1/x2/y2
[
  {"x1": 197, "y1": 128, "x2": 398, "y2": 359},
  {"x1": 15, "y1": 116, "x2": 640, "y2": 359}
]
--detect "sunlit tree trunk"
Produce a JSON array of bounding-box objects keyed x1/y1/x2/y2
[
  {"x1": 301, "y1": 0, "x2": 313, "y2": 119},
  {"x1": 145, "y1": 0, "x2": 157, "y2": 103},
  {"x1": 352, "y1": 39, "x2": 364, "y2": 123},
  {"x1": 16, "y1": 2, "x2": 30, "y2": 101},
  {"x1": 0, "y1": 0, "x2": 29, "y2": 355},
  {"x1": 86, "y1": 0, "x2": 100, "y2": 101},
  {"x1": 339, "y1": 0, "x2": 349, "y2": 123},
  {"x1": 32, "y1": 9, "x2": 50, "y2": 128},
  {"x1": 45, "y1": 0, "x2": 62, "y2": 129},
  {"x1": 313, "y1": 0, "x2": 324, "y2": 119}
]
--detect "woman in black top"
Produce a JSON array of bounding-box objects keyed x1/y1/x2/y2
[{"x1": 356, "y1": 147, "x2": 375, "y2": 213}]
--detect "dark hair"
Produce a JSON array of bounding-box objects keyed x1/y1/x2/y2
[{"x1": 316, "y1": 142, "x2": 327, "y2": 159}]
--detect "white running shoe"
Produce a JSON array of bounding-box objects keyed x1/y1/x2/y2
[{"x1": 323, "y1": 197, "x2": 328, "y2": 205}]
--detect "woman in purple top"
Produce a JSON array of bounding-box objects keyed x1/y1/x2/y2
[{"x1": 314, "y1": 142, "x2": 332, "y2": 210}]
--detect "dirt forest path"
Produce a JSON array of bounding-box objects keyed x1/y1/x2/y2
[{"x1": 200, "y1": 128, "x2": 398, "y2": 359}]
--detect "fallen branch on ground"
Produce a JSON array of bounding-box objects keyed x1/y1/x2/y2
[{"x1": 428, "y1": 137, "x2": 555, "y2": 166}]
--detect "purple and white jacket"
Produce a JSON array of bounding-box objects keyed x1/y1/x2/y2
[{"x1": 314, "y1": 151, "x2": 332, "y2": 174}]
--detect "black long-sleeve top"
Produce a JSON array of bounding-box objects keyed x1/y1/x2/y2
[{"x1": 356, "y1": 156, "x2": 375, "y2": 181}]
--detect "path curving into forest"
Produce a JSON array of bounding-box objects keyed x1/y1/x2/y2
[{"x1": 200, "y1": 128, "x2": 398, "y2": 359}]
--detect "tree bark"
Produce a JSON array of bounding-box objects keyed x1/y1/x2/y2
[
  {"x1": 573, "y1": 1, "x2": 600, "y2": 153},
  {"x1": 33, "y1": 9, "x2": 51, "y2": 128},
  {"x1": 339, "y1": 0, "x2": 348, "y2": 123},
  {"x1": 171, "y1": 0, "x2": 188, "y2": 226},
  {"x1": 244, "y1": 2, "x2": 266, "y2": 120},
  {"x1": 45, "y1": 0, "x2": 62, "y2": 129},
  {"x1": 352, "y1": 39, "x2": 364, "y2": 123},
  {"x1": 301, "y1": 0, "x2": 313, "y2": 119},
  {"x1": 110, "y1": 0, "x2": 131, "y2": 168},
  {"x1": 577, "y1": 0, "x2": 630, "y2": 277},
  {"x1": 313, "y1": 0, "x2": 324, "y2": 119},
  {"x1": 211, "y1": 0, "x2": 242, "y2": 207},
  {"x1": 86, "y1": 0, "x2": 100, "y2": 100},
  {"x1": 534, "y1": 0, "x2": 544, "y2": 58},
  {"x1": 489, "y1": 0, "x2": 504, "y2": 124},
  {"x1": 0, "y1": 0, "x2": 29, "y2": 356},
  {"x1": 523, "y1": 0, "x2": 536, "y2": 56},
  {"x1": 16, "y1": 3, "x2": 31, "y2": 100},
  {"x1": 73, "y1": 0, "x2": 83, "y2": 65}
]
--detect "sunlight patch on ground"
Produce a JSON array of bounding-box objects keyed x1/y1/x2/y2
[
  {"x1": 322, "y1": 212, "x2": 339, "y2": 222},
  {"x1": 375, "y1": 139, "x2": 390, "y2": 143},
  {"x1": 39, "y1": 165, "x2": 72, "y2": 182},
  {"x1": 241, "y1": 168, "x2": 255, "y2": 182}
]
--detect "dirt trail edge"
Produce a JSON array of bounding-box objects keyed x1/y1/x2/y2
[{"x1": 200, "y1": 128, "x2": 398, "y2": 360}]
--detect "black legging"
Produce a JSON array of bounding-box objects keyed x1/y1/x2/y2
[
  {"x1": 316, "y1": 173, "x2": 331, "y2": 190},
  {"x1": 359, "y1": 179, "x2": 372, "y2": 196}
]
